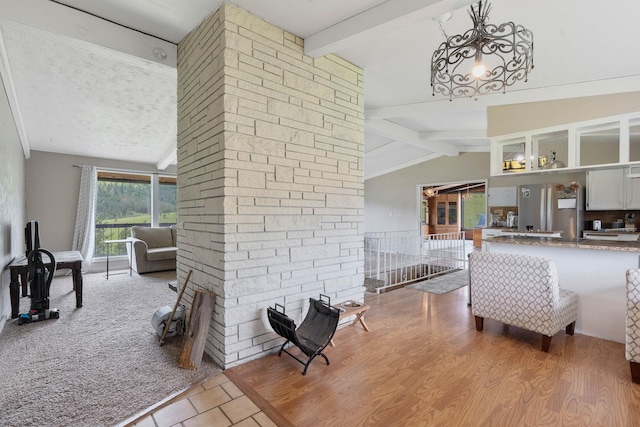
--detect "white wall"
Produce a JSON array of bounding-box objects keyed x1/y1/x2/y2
[
  {"x1": 364, "y1": 152, "x2": 490, "y2": 233},
  {"x1": 0, "y1": 79, "x2": 25, "y2": 333},
  {"x1": 25, "y1": 151, "x2": 176, "y2": 255}
]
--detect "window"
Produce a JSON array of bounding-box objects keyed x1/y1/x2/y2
[
  {"x1": 95, "y1": 171, "x2": 176, "y2": 257},
  {"x1": 448, "y1": 201, "x2": 457, "y2": 225},
  {"x1": 462, "y1": 192, "x2": 487, "y2": 228},
  {"x1": 159, "y1": 176, "x2": 178, "y2": 225},
  {"x1": 437, "y1": 201, "x2": 446, "y2": 225}
]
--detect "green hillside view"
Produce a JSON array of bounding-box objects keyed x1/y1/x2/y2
[
  {"x1": 95, "y1": 180, "x2": 176, "y2": 257},
  {"x1": 463, "y1": 194, "x2": 486, "y2": 228}
]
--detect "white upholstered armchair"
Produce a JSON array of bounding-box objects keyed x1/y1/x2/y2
[
  {"x1": 469, "y1": 251, "x2": 579, "y2": 352},
  {"x1": 626, "y1": 269, "x2": 640, "y2": 384}
]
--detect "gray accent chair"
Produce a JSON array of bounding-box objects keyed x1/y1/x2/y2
[
  {"x1": 469, "y1": 251, "x2": 578, "y2": 352},
  {"x1": 128, "y1": 225, "x2": 177, "y2": 274}
]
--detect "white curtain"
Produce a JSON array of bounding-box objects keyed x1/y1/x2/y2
[{"x1": 72, "y1": 165, "x2": 97, "y2": 265}]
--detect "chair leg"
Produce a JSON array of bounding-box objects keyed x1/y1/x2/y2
[
  {"x1": 565, "y1": 321, "x2": 576, "y2": 336},
  {"x1": 474, "y1": 316, "x2": 484, "y2": 331},
  {"x1": 319, "y1": 352, "x2": 330, "y2": 366},
  {"x1": 541, "y1": 335, "x2": 552, "y2": 352},
  {"x1": 630, "y1": 361, "x2": 640, "y2": 384},
  {"x1": 277, "y1": 340, "x2": 290, "y2": 357}
]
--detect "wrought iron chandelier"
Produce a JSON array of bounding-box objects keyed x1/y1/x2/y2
[{"x1": 430, "y1": 1, "x2": 534, "y2": 100}]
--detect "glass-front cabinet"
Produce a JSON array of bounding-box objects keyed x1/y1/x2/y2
[
  {"x1": 429, "y1": 193, "x2": 459, "y2": 234},
  {"x1": 629, "y1": 118, "x2": 640, "y2": 162},
  {"x1": 533, "y1": 130, "x2": 569, "y2": 170},
  {"x1": 578, "y1": 122, "x2": 620, "y2": 167},
  {"x1": 491, "y1": 113, "x2": 640, "y2": 176},
  {"x1": 499, "y1": 139, "x2": 527, "y2": 173},
  {"x1": 494, "y1": 130, "x2": 569, "y2": 174}
]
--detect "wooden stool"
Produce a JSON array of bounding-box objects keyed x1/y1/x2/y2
[{"x1": 330, "y1": 301, "x2": 370, "y2": 346}]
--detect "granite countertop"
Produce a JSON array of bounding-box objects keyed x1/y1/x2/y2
[
  {"x1": 488, "y1": 235, "x2": 640, "y2": 252},
  {"x1": 484, "y1": 227, "x2": 562, "y2": 234}
]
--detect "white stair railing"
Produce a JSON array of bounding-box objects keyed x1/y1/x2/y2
[{"x1": 364, "y1": 231, "x2": 468, "y2": 294}]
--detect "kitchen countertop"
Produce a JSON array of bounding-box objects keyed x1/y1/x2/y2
[
  {"x1": 488, "y1": 235, "x2": 640, "y2": 252},
  {"x1": 484, "y1": 227, "x2": 562, "y2": 233}
]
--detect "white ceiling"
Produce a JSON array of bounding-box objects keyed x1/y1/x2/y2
[{"x1": 1, "y1": 0, "x2": 640, "y2": 178}]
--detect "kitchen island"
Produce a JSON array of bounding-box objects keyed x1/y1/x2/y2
[{"x1": 484, "y1": 235, "x2": 640, "y2": 343}]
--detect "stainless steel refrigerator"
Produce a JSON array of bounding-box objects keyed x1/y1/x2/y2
[{"x1": 517, "y1": 183, "x2": 585, "y2": 239}]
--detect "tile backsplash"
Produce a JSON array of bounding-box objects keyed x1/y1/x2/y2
[
  {"x1": 584, "y1": 211, "x2": 637, "y2": 229},
  {"x1": 488, "y1": 206, "x2": 518, "y2": 227}
]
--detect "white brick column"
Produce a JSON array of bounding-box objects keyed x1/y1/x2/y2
[{"x1": 177, "y1": 4, "x2": 364, "y2": 368}]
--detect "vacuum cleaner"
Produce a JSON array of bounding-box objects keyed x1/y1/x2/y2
[{"x1": 18, "y1": 248, "x2": 60, "y2": 325}]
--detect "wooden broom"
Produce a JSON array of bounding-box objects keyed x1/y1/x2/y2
[{"x1": 159, "y1": 269, "x2": 192, "y2": 346}]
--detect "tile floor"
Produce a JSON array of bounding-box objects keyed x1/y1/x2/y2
[{"x1": 127, "y1": 373, "x2": 277, "y2": 427}]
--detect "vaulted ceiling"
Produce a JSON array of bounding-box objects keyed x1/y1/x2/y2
[{"x1": 2, "y1": 0, "x2": 639, "y2": 179}]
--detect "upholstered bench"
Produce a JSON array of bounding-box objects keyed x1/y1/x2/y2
[
  {"x1": 469, "y1": 251, "x2": 578, "y2": 352},
  {"x1": 626, "y1": 269, "x2": 640, "y2": 383}
]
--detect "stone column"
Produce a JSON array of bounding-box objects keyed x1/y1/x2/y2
[{"x1": 177, "y1": 4, "x2": 364, "y2": 368}]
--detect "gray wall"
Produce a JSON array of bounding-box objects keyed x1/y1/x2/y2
[
  {"x1": 364, "y1": 152, "x2": 490, "y2": 233},
  {"x1": 487, "y1": 91, "x2": 640, "y2": 137},
  {"x1": 24, "y1": 151, "x2": 176, "y2": 254},
  {"x1": 363, "y1": 151, "x2": 590, "y2": 235},
  {"x1": 0, "y1": 80, "x2": 25, "y2": 332}
]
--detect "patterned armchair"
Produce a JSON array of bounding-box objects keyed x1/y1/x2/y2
[
  {"x1": 469, "y1": 251, "x2": 578, "y2": 352},
  {"x1": 626, "y1": 269, "x2": 640, "y2": 384}
]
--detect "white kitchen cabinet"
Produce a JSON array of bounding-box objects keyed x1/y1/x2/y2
[
  {"x1": 626, "y1": 172, "x2": 640, "y2": 209},
  {"x1": 586, "y1": 169, "x2": 624, "y2": 210},
  {"x1": 488, "y1": 186, "x2": 517, "y2": 206},
  {"x1": 586, "y1": 167, "x2": 640, "y2": 210}
]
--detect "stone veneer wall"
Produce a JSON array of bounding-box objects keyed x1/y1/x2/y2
[{"x1": 176, "y1": 4, "x2": 364, "y2": 368}]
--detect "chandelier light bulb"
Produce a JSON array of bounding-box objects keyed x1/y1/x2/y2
[
  {"x1": 472, "y1": 52, "x2": 485, "y2": 77},
  {"x1": 472, "y1": 62, "x2": 486, "y2": 78}
]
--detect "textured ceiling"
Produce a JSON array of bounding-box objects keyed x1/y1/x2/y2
[{"x1": 2, "y1": 21, "x2": 176, "y2": 164}]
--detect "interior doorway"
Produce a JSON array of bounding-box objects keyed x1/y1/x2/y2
[{"x1": 420, "y1": 180, "x2": 487, "y2": 239}]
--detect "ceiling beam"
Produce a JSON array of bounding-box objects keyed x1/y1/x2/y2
[
  {"x1": 156, "y1": 146, "x2": 176, "y2": 170},
  {"x1": 366, "y1": 119, "x2": 459, "y2": 156},
  {"x1": 0, "y1": 29, "x2": 29, "y2": 158},
  {"x1": 304, "y1": 0, "x2": 476, "y2": 57},
  {"x1": 419, "y1": 129, "x2": 486, "y2": 139},
  {"x1": 366, "y1": 118, "x2": 420, "y2": 140}
]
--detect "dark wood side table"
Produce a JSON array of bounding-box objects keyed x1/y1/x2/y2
[{"x1": 9, "y1": 250, "x2": 84, "y2": 318}]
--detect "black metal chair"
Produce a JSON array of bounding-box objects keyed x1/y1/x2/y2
[{"x1": 267, "y1": 294, "x2": 340, "y2": 375}]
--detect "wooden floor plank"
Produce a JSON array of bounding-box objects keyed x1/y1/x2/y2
[{"x1": 227, "y1": 286, "x2": 640, "y2": 426}]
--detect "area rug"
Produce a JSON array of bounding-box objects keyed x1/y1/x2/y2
[
  {"x1": 406, "y1": 269, "x2": 469, "y2": 295},
  {"x1": 0, "y1": 270, "x2": 221, "y2": 427},
  {"x1": 364, "y1": 277, "x2": 386, "y2": 292}
]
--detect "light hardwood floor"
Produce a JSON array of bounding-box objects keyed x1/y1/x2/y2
[{"x1": 226, "y1": 285, "x2": 640, "y2": 426}]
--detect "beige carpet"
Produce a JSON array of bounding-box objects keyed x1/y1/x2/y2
[{"x1": 0, "y1": 270, "x2": 221, "y2": 427}]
